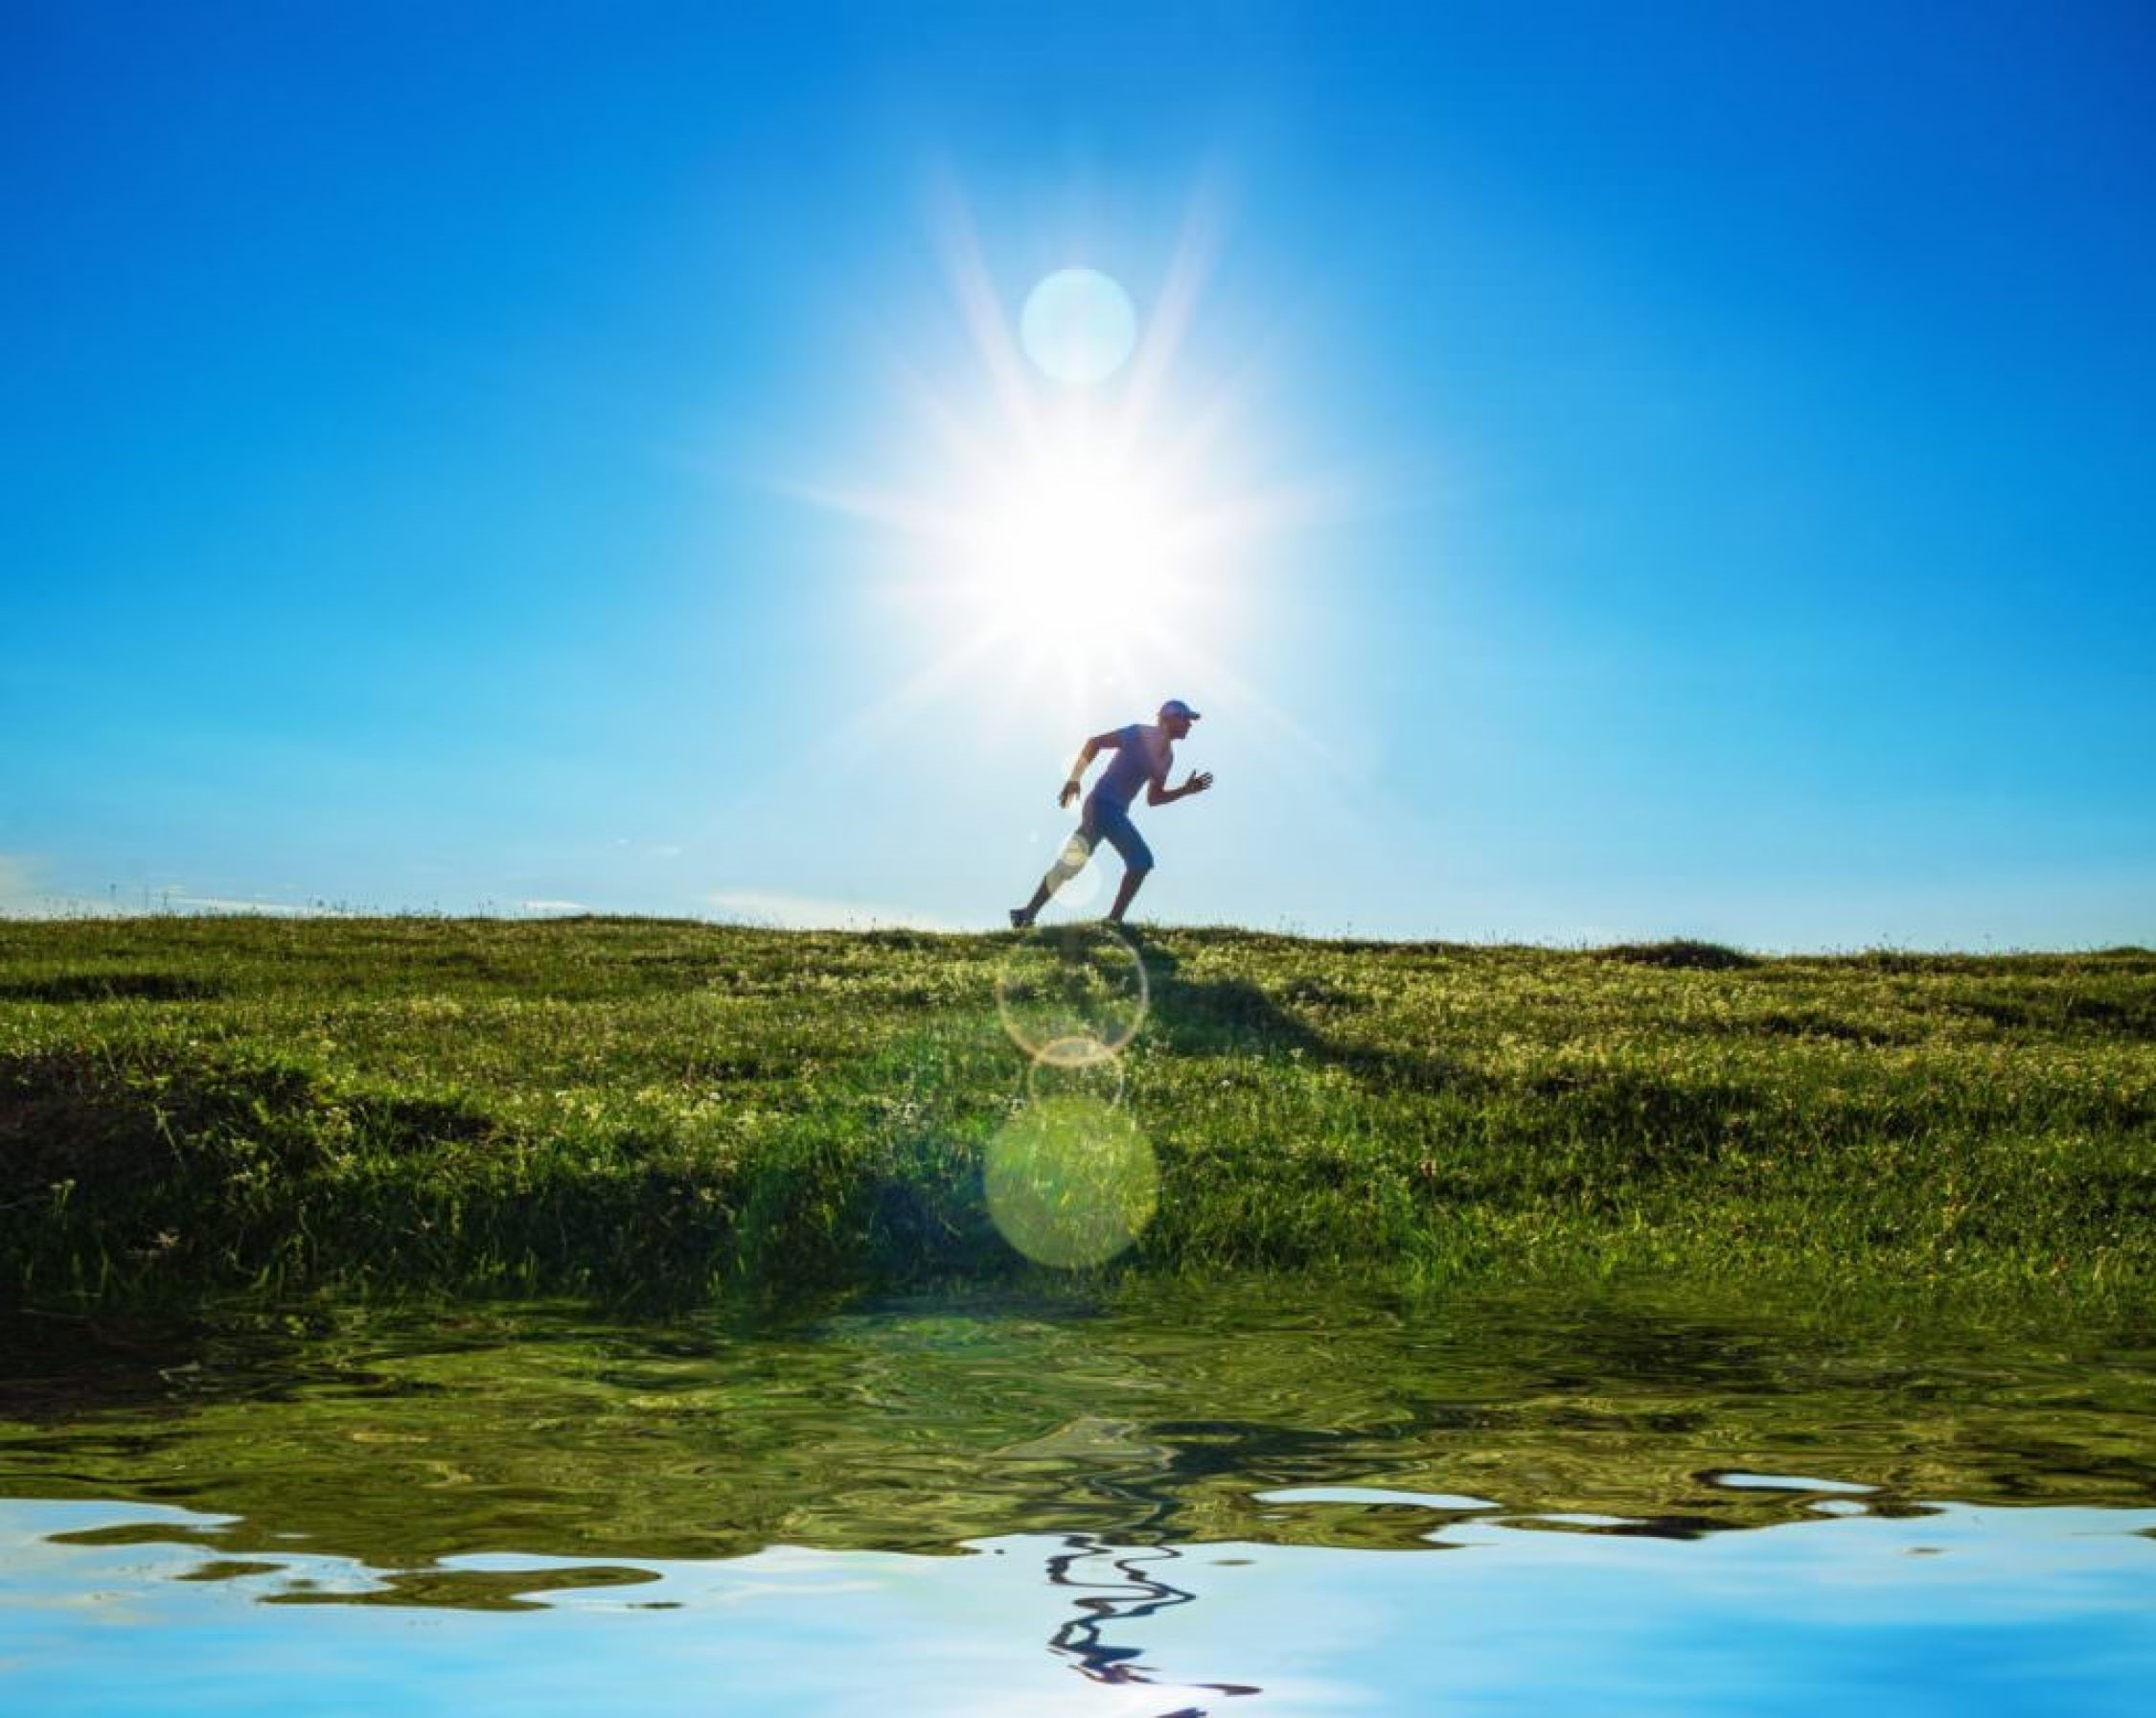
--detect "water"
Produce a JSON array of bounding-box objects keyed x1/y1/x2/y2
[{"x1": 3, "y1": 1284, "x2": 2152, "y2": 1714}]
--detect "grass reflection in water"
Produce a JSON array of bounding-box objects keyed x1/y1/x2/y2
[{"x1": 2, "y1": 1278, "x2": 2150, "y2": 1590}]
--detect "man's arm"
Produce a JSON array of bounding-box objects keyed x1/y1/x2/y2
[
  {"x1": 1146, "y1": 767, "x2": 1215, "y2": 807},
  {"x1": 1060, "y1": 729, "x2": 1123, "y2": 808}
]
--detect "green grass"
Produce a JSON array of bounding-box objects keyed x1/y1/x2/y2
[{"x1": 1, "y1": 914, "x2": 2150, "y2": 1311}]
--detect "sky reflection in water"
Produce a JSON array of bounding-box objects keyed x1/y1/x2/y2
[{"x1": 4, "y1": 1495, "x2": 2152, "y2": 1716}]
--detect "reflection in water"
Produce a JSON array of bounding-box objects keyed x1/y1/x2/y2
[
  {"x1": 1, "y1": 1281, "x2": 2152, "y2": 1578},
  {"x1": 2, "y1": 1277, "x2": 2154, "y2": 1713},
  {"x1": 5, "y1": 1497, "x2": 2154, "y2": 1717},
  {"x1": 1044, "y1": 1535, "x2": 1259, "y2": 1709}
]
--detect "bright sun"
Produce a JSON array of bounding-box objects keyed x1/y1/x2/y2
[
  {"x1": 957, "y1": 434, "x2": 1175, "y2": 634},
  {"x1": 772, "y1": 186, "x2": 1338, "y2": 735}
]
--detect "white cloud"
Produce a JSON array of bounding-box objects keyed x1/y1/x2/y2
[
  {"x1": 0, "y1": 855, "x2": 44, "y2": 914},
  {"x1": 706, "y1": 889, "x2": 958, "y2": 932},
  {"x1": 518, "y1": 899, "x2": 589, "y2": 914},
  {"x1": 0, "y1": 854, "x2": 119, "y2": 918},
  {"x1": 0, "y1": 853, "x2": 36, "y2": 904},
  {"x1": 168, "y1": 895, "x2": 315, "y2": 916},
  {"x1": 0, "y1": 858, "x2": 332, "y2": 919}
]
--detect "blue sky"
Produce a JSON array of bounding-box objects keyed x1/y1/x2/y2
[{"x1": 4, "y1": 1, "x2": 2150, "y2": 948}]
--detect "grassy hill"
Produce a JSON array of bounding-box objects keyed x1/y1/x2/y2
[{"x1": 2, "y1": 916, "x2": 2150, "y2": 1311}]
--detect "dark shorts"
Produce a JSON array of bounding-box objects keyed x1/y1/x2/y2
[{"x1": 1080, "y1": 795, "x2": 1154, "y2": 871}]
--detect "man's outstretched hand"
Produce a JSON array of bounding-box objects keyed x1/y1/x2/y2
[
  {"x1": 1182, "y1": 770, "x2": 1215, "y2": 797},
  {"x1": 1060, "y1": 779, "x2": 1082, "y2": 809}
]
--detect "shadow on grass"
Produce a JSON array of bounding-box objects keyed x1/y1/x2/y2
[
  {"x1": 0, "y1": 973, "x2": 226, "y2": 1003},
  {"x1": 1594, "y1": 940, "x2": 1760, "y2": 972},
  {"x1": 1136, "y1": 943, "x2": 1487, "y2": 1099}
]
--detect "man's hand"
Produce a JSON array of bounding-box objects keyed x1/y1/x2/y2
[
  {"x1": 1060, "y1": 779, "x2": 1082, "y2": 809},
  {"x1": 1182, "y1": 770, "x2": 1214, "y2": 797}
]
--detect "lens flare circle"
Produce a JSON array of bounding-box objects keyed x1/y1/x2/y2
[
  {"x1": 984, "y1": 1095, "x2": 1158, "y2": 1269},
  {"x1": 1025, "y1": 1035, "x2": 1128, "y2": 1108},
  {"x1": 995, "y1": 924, "x2": 1149, "y2": 1068},
  {"x1": 1020, "y1": 268, "x2": 1138, "y2": 386},
  {"x1": 1058, "y1": 865, "x2": 1104, "y2": 911}
]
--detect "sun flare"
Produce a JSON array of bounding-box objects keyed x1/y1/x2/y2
[
  {"x1": 771, "y1": 182, "x2": 1349, "y2": 758},
  {"x1": 956, "y1": 434, "x2": 1178, "y2": 635}
]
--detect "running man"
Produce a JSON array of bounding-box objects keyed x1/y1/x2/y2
[{"x1": 1010, "y1": 699, "x2": 1214, "y2": 928}]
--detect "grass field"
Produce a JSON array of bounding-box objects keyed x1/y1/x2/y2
[{"x1": 1, "y1": 916, "x2": 2150, "y2": 1312}]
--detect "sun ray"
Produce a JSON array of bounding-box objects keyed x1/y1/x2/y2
[
  {"x1": 1112, "y1": 177, "x2": 1227, "y2": 455},
  {"x1": 926, "y1": 173, "x2": 1042, "y2": 459},
  {"x1": 814, "y1": 618, "x2": 1018, "y2": 765},
  {"x1": 758, "y1": 474, "x2": 976, "y2": 542},
  {"x1": 1146, "y1": 344, "x2": 1286, "y2": 489},
  {"x1": 1166, "y1": 471, "x2": 1365, "y2": 557},
  {"x1": 872, "y1": 350, "x2": 1008, "y2": 484}
]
